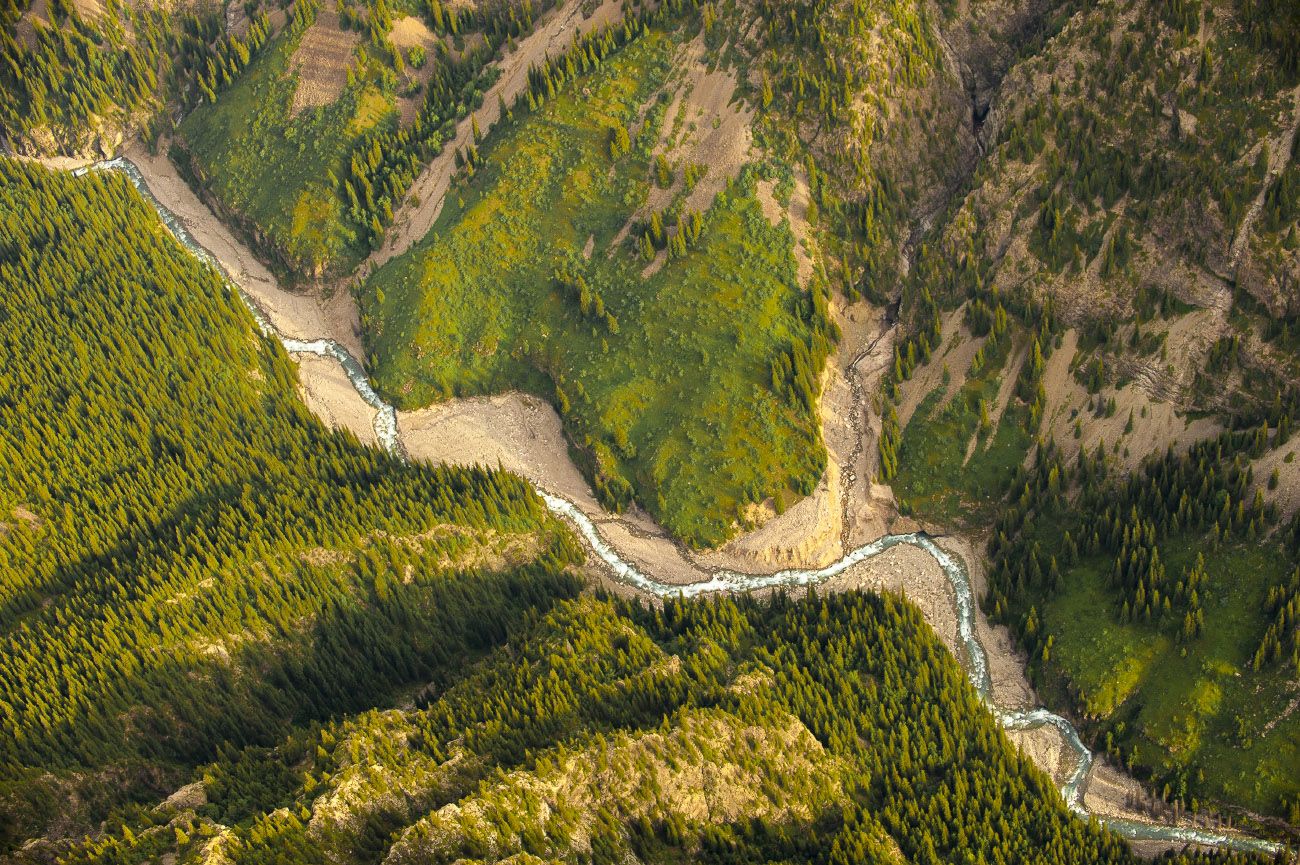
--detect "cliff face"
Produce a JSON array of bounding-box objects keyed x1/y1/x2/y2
[{"x1": 3, "y1": 116, "x2": 131, "y2": 163}]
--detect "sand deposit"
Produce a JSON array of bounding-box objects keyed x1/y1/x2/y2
[{"x1": 295, "y1": 352, "x2": 380, "y2": 446}]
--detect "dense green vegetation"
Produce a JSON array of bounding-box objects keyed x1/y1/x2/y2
[
  {"x1": 6, "y1": 0, "x2": 1299, "y2": 851},
  {"x1": 978, "y1": 425, "x2": 1300, "y2": 824},
  {"x1": 174, "y1": 0, "x2": 558, "y2": 277},
  {"x1": 884, "y1": 293, "x2": 1300, "y2": 826},
  {"x1": 1237, "y1": 0, "x2": 1300, "y2": 74},
  {"x1": 45, "y1": 588, "x2": 1282, "y2": 864},
  {"x1": 364, "y1": 15, "x2": 836, "y2": 547},
  {"x1": 0, "y1": 0, "x2": 282, "y2": 153},
  {"x1": 884, "y1": 304, "x2": 1043, "y2": 525},
  {"x1": 1, "y1": 0, "x2": 163, "y2": 148},
  {"x1": 0, "y1": 158, "x2": 584, "y2": 851}
]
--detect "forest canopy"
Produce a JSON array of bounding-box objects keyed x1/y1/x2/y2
[{"x1": 0, "y1": 158, "x2": 583, "y2": 851}]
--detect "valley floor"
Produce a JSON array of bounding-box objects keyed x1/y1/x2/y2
[{"x1": 75, "y1": 147, "x2": 1284, "y2": 856}]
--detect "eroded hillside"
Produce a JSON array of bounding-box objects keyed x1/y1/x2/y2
[{"x1": 875, "y1": 0, "x2": 1300, "y2": 831}]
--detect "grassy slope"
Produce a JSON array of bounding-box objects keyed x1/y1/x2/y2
[
  {"x1": 177, "y1": 26, "x2": 387, "y2": 276},
  {"x1": 893, "y1": 334, "x2": 1033, "y2": 526},
  {"x1": 364, "y1": 25, "x2": 827, "y2": 547},
  {"x1": 1039, "y1": 539, "x2": 1300, "y2": 816}
]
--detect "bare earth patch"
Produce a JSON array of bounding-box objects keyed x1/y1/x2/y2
[
  {"x1": 1251, "y1": 441, "x2": 1300, "y2": 519},
  {"x1": 289, "y1": 7, "x2": 360, "y2": 116},
  {"x1": 390, "y1": 16, "x2": 442, "y2": 123},
  {"x1": 389, "y1": 15, "x2": 437, "y2": 51},
  {"x1": 1039, "y1": 328, "x2": 1221, "y2": 472},
  {"x1": 819, "y1": 542, "x2": 961, "y2": 650},
  {"x1": 755, "y1": 168, "x2": 815, "y2": 286},
  {"x1": 294, "y1": 352, "x2": 380, "y2": 446},
  {"x1": 399, "y1": 392, "x2": 599, "y2": 509},
  {"x1": 892, "y1": 305, "x2": 982, "y2": 427},
  {"x1": 1007, "y1": 724, "x2": 1075, "y2": 789},
  {"x1": 71, "y1": 0, "x2": 103, "y2": 19},
  {"x1": 13, "y1": 0, "x2": 51, "y2": 47},
  {"x1": 1, "y1": 505, "x2": 42, "y2": 538}
]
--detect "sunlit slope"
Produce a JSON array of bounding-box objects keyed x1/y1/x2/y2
[
  {"x1": 52, "y1": 592, "x2": 1190, "y2": 865},
  {"x1": 363, "y1": 21, "x2": 836, "y2": 548},
  {"x1": 0, "y1": 159, "x2": 582, "y2": 851}
]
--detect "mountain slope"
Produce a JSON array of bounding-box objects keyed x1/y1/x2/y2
[
  {"x1": 879, "y1": 0, "x2": 1300, "y2": 831},
  {"x1": 43, "y1": 591, "x2": 1232, "y2": 865},
  {"x1": 0, "y1": 158, "x2": 583, "y2": 853}
]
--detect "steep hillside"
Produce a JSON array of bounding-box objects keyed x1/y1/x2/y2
[
  {"x1": 5, "y1": 0, "x2": 1300, "y2": 850},
  {"x1": 877, "y1": 0, "x2": 1300, "y2": 832},
  {"x1": 0, "y1": 0, "x2": 277, "y2": 157},
  {"x1": 0, "y1": 158, "x2": 583, "y2": 853},
  {"x1": 913, "y1": 0, "x2": 1300, "y2": 420},
  {"x1": 30, "y1": 591, "x2": 1264, "y2": 865},
  {"x1": 359, "y1": 0, "x2": 1005, "y2": 546}
]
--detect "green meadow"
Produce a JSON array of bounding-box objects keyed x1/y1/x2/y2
[
  {"x1": 176, "y1": 25, "x2": 389, "y2": 276},
  {"x1": 363, "y1": 25, "x2": 832, "y2": 547},
  {"x1": 1040, "y1": 540, "x2": 1300, "y2": 816}
]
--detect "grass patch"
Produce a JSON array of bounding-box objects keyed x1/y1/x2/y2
[
  {"x1": 363, "y1": 26, "x2": 830, "y2": 548},
  {"x1": 176, "y1": 27, "x2": 388, "y2": 277},
  {"x1": 894, "y1": 336, "x2": 1033, "y2": 526},
  {"x1": 1039, "y1": 558, "x2": 1168, "y2": 717}
]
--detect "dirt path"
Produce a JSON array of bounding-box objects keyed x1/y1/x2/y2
[{"x1": 362, "y1": 0, "x2": 627, "y2": 276}]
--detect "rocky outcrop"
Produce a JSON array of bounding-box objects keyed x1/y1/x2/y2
[{"x1": 3, "y1": 116, "x2": 129, "y2": 162}]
